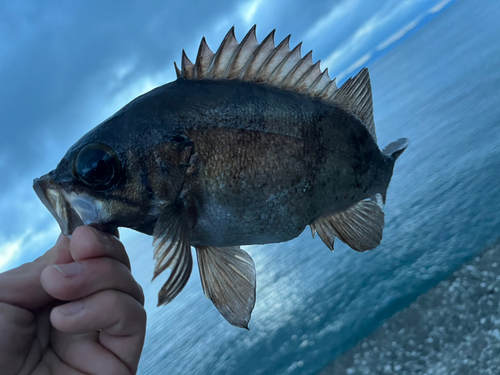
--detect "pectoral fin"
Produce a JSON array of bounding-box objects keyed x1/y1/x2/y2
[
  {"x1": 153, "y1": 203, "x2": 193, "y2": 306},
  {"x1": 311, "y1": 200, "x2": 385, "y2": 252},
  {"x1": 196, "y1": 246, "x2": 256, "y2": 329}
]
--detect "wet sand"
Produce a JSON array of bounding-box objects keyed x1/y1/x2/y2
[{"x1": 320, "y1": 240, "x2": 500, "y2": 375}]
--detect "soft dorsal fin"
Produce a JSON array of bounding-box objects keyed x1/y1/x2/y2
[
  {"x1": 331, "y1": 68, "x2": 376, "y2": 140},
  {"x1": 174, "y1": 26, "x2": 376, "y2": 138}
]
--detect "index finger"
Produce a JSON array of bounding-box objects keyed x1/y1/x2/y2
[{"x1": 70, "y1": 226, "x2": 131, "y2": 271}]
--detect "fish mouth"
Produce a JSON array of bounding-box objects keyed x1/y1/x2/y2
[
  {"x1": 34, "y1": 174, "x2": 107, "y2": 236},
  {"x1": 34, "y1": 174, "x2": 84, "y2": 236}
]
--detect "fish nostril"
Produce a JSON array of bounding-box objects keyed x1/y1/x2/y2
[{"x1": 173, "y1": 135, "x2": 189, "y2": 144}]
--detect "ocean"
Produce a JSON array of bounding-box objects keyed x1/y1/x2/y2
[{"x1": 125, "y1": 0, "x2": 500, "y2": 373}]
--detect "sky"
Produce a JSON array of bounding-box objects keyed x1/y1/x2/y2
[{"x1": 0, "y1": 0, "x2": 455, "y2": 272}]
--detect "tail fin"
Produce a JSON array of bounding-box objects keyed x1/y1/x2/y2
[
  {"x1": 376, "y1": 138, "x2": 409, "y2": 205},
  {"x1": 383, "y1": 138, "x2": 409, "y2": 161}
]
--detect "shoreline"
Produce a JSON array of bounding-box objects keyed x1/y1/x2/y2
[{"x1": 320, "y1": 239, "x2": 500, "y2": 374}]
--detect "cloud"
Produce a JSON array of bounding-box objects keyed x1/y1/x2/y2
[
  {"x1": 430, "y1": 0, "x2": 453, "y2": 13},
  {"x1": 0, "y1": 237, "x2": 23, "y2": 271},
  {"x1": 376, "y1": 17, "x2": 422, "y2": 51},
  {"x1": 239, "y1": 0, "x2": 264, "y2": 25},
  {"x1": 377, "y1": 0, "x2": 453, "y2": 51},
  {"x1": 320, "y1": 0, "x2": 455, "y2": 80},
  {"x1": 322, "y1": 0, "x2": 415, "y2": 72},
  {"x1": 0, "y1": 223, "x2": 59, "y2": 272},
  {"x1": 302, "y1": 0, "x2": 362, "y2": 43},
  {"x1": 0, "y1": 0, "x2": 244, "y2": 268}
]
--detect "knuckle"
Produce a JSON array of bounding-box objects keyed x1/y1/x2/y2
[
  {"x1": 106, "y1": 289, "x2": 123, "y2": 306},
  {"x1": 93, "y1": 257, "x2": 128, "y2": 281},
  {"x1": 135, "y1": 282, "x2": 145, "y2": 306},
  {"x1": 103, "y1": 291, "x2": 145, "y2": 333},
  {"x1": 137, "y1": 302, "x2": 147, "y2": 324}
]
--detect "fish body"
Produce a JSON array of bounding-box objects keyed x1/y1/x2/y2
[
  {"x1": 34, "y1": 26, "x2": 408, "y2": 328},
  {"x1": 174, "y1": 79, "x2": 390, "y2": 246}
]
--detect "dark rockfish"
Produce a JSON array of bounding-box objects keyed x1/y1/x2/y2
[{"x1": 33, "y1": 26, "x2": 408, "y2": 328}]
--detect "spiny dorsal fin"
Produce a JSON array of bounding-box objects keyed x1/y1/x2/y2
[
  {"x1": 181, "y1": 50, "x2": 194, "y2": 79},
  {"x1": 174, "y1": 26, "x2": 376, "y2": 137},
  {"x1": 226, "y1": 24, "x2": 259, "y2": 79},
  {"x1": 239, "y1": 29, "x2": 276, "y2": 80},
  {"x1": 293, "y1": 59, "x2": 321, "y2": 92},
  {"x1": 254, "y1": 34, "x2": 292, "y2": 83},
  {"x1": 209, "y1": 26, "x2": 239, "y2": 79},
  {"x1": 174, "y1": 61, "x2": 181, "y2": 79},
  {"x1": 175, "y1": 26, "x2": 335, "y2": 97},
  {"x1": 282, "y1": 50, "x2": 313, "y2": 89},
  {"x1": 331, "y1": 68, "x2": 376, "y2": 140},
  {"x1": 194, "y1": 37, "x2": 214, "y2": 79}
]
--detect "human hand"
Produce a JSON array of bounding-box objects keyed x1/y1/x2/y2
[{"x1": 0, "y1": 226, "x2": 146, "y2": 375}]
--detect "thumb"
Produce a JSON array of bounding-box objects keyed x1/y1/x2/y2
[{"x1": 0, "y1": 234, "x2": 72, "y2": 310}]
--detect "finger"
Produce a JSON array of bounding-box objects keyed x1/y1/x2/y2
[
  {"x1": 37, "y1": 348, "x2": 87, "y2": 375},
  {"x1": 70, "y1": 226, "x2": 131, "y2": 271},
  {"x1": 41, "y1": 257, "x2": 144, "y2": 305},
  {"x1": 51, "y1": 290, "x2": 146, "y2": 374},
  {"x1": 50, "y1": 331, "x2": 130, "y2": 375},
  {"x1": 0, "y1": 303, "x2": 35, "y2": 373},
  {"x1": 0, "y1": 234, "x2": 72, "y2": 310}
]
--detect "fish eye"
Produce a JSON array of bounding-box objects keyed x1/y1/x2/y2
[{"x1": 73, "y1": 143, "x2": 121, "y2": 190}]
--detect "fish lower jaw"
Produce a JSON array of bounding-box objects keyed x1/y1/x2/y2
[
  {"x1": 34, "y1": 177, "x2": 83, "y2": 235},
  {"x1": 33, "y1": 175, "x2": 111, "y2": 235}
]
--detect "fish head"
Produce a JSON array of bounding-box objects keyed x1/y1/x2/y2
[
  {"x1": 34, "y1": 105, "x2": 191, "y2": 236},
  {"x1": 34, "y1": 141, "x2": 128, "y2": 235}
]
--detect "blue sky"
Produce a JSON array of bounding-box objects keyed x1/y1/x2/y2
[{"x1": 0, "y1": 0, "x2": 454, "y2": 271}]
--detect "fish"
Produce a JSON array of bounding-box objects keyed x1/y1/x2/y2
[{"x1": 33, "y1": 26, "x2": 409, "y2": 329}]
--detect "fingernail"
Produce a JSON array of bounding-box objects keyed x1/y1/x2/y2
[
  {"x1": 53, "y1": 263, "x2": 84, "y2": 277},
  {"x1": 58, "y1": 301, "x2": 84, "y2": 315}
]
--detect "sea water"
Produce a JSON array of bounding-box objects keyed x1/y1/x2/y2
[{"x1": 130, "y1": 0, "x2": 500, "y2": 373}]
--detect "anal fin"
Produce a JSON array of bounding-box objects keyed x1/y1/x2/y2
[
  {"x1": 311, "y1": 200, "x2": 385, "y2": 252},
  {"x1": 153, "y1": 203, "x2": 193, "y2": 306},
  {"x1": 196, "y1": 246, "x2": 256, "y2": 329}
]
